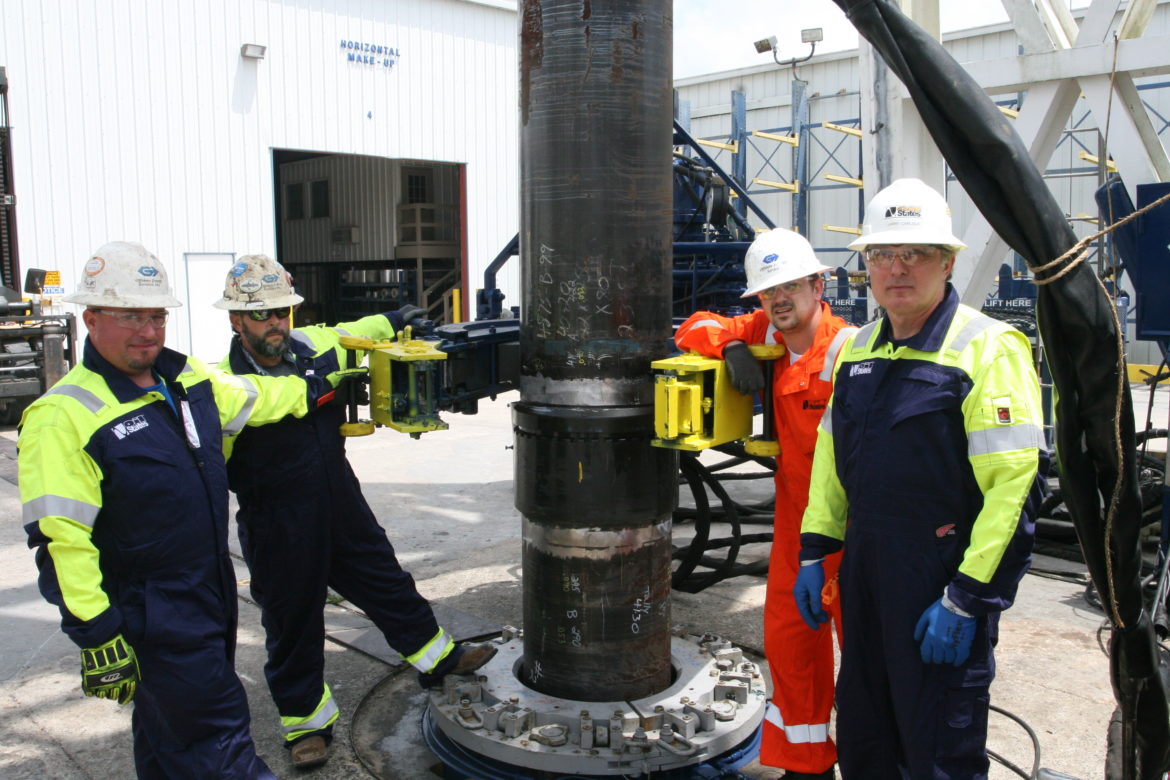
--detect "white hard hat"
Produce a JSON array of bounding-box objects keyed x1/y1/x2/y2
[
  {"x1": 741, "y1": 228, "x2": 831, "y2": 298},
  {"x1": 213, "y1": 254, "x2": 304, "y2": 310},
  {"x1": 848, "y1": 178, "x2": 967, "y2": 253},
  {"x1": 63, "y1": 241, "x2": 183, "y2": 308}
]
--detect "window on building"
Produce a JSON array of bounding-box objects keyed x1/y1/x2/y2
[
  {"x1": 310, "y1": 179, "x2": 330, "y2": 218},
  {"x1": 405, "y1": 171, "x2": 431, "y2": 204},
  {"x1": 285, "y1": 182, "x2": 305, "y2": 220}
]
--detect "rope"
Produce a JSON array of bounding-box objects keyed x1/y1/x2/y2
[{"x1": 1026, "y1": 36, "x2": 1170, "y2": 628}]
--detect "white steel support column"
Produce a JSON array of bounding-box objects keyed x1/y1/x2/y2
[
  {"x1": 859, "y1": 0, "x2": 945, "y2": 196},
  {"x1": 951, "y1": 0, "x2": 1170, "y2": 305}
]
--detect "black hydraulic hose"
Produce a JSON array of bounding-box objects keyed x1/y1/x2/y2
[
  {"x1": 673, "y1": 452, "x2": 756, "y2": 593},
  {"x1": 672, "y1": 454, "x2": 714, "y2": 589},
  {"x1": 682, "y1": 460, "x2": 746, "y2": 592},
  {"x1": 988, "y1": 704, "x2": 1043, "y2": 779},
  {"x1": 713, "y1": 441, "x2": 780, "y2": 471},
  {"x1": 1151, "y1": 548, "x2": 1170, "y2": 640},
  {"x1": 986, "y1": 749, "x2": 1030, "y2": 780}
]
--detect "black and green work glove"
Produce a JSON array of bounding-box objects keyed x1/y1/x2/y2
[
  {"x1": 326, "y1": 366, "x2": 369, "y2": 390},
  {"x1": 723, "y1": 343, "x2": 766, "y2": 395},
  {"x1": 81, "y1": 634, "x2": 140, "y2": 705}
]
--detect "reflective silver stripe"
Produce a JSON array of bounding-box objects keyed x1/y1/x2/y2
[
  {"x1": 820, "y1": 409, "x2": 833, "y2": 436},
  {"x1": 947, "y1": 315, "x2": 996, "y2": 354},
  {"x1": 280, "y1": 697, "x2": 340, "y2": 737},
  {"x1": 819, "y1": 327, "x2": 859, "y2": 382},
  {"x1": 180, "y1": 363, "x2": 195, "y2": 375},
  {"x1": 678, "y1": 318, "x2": 723, "y2": 334},
  {"x1": 409, "y1": 628, "x2": 454, "y2": 672},
  {"x1": 334, "y1": 327, "x2": 352, "y2": 337},
  {"x1": 23, "y1": 494, "x2": 100, "y2": 528},
  {"x1": 44, "y1": 384, "x2": 106, "y2": 414},
  {"x1": 222, "y1": 375, "x2": 259, "y2": 435},
  {"x1": 290, "y1": 330, "x2": 314, "y2": 348},
  {"x1": 968, "y1": 424, "x2": 1044, "y2": 457},
  {"x1": 852, "y1": 321, "x2": 879, "y2": 352},
  {"x1": 763, "y1": 702, "x2": 829, "y2": 744}
]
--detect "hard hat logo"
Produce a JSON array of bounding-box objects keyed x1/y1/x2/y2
[
  {"x1": 849, "y1": 178, "x2": 966, "y2": 254},
  {"x1": 740, "y1": 228, "x2": 831, "y2": 298},
  {"x1": 63, "y1": 241, "x2": 183, "y2": 309},
  {"x1": 885, "y1": 205, "x2": 922, "y2": 219},
  {"x1": 214, "y1": 253, "x2": 305, "y2": 311}
]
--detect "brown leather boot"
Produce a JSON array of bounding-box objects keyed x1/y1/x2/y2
[
  {"x1": 419, "y1": 642, "x2": 500, "y2": 688},
  {"x1": 290, "y1": 735, "x2": 329, "y2": 769},
  {"x1": 449, "y1": 642, "x2": 498, "y2": 675}
]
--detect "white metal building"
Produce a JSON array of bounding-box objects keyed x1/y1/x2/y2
[
  {"x1": 5, "y1": 1, "x2": 1170, "y2": 363},
  {"x1": 0, "y1": 0, "x2": 519, "y2": 362},
  {"x1": 674, "y1": 0, "x2": 1170, "y2": 361}
]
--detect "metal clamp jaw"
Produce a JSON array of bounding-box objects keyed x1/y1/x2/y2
[
  {"x1": 741, "y1": 343, "x2": 786, "y2": 458},
  {"x1": 651, "y1": 343, "x2": 786, "y2": 454},
  {"x1": 340, "y1": 328, "x2": 450, "y2": 439}
]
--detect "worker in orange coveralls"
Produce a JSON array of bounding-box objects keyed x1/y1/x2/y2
[{"x1": 675, "y1": 228, "x2": 855, "y2": 779}]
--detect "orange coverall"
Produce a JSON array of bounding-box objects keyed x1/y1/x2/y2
[{"x1": 675, "y1": 301, "x2": 853, "y2": 774}]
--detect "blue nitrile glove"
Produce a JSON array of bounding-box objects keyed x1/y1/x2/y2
[
  {"x1": 722, "y1": 343, "x2": 766, "y2": 395},
  {"x1": 793, "y1": 559, "x2": 829, "y2": 631},
  {"x1": 914, "y1": 595, "x2": 976, "y2": 666},
  {"x1": 81, "y1": 634, "x2": 140, "y2": 705}
]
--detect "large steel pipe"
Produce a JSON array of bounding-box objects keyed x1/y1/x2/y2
[{"x1": 516, "y1": 0, "x2": 676, "y2": 701}]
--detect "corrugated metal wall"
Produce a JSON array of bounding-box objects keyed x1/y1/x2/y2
[
  {"x1": 674, "y1": 3, "x2": 1170, "y2": 318},
  {"x1": 0, "y1": 0, "x2": 518, "y2": 352}
]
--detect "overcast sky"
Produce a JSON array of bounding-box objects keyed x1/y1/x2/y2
[{"x1": 673, "y1": 1, "x2": 1086, "y2": 79}]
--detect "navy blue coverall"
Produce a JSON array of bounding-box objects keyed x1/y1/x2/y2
[
  {"x1": 222, "y1": 312, "x2": 456, "y2": 746},
  {"x1": 800, "y1": 287, "x2": 1047, "y2": 779},
  {"x1": 21, "y1": 340, "x2": 316, "y2": 779}
]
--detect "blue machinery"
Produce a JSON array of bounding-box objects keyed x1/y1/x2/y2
[{"x1": 401, "y1": 85, "x2": 1169, "y2": 780}]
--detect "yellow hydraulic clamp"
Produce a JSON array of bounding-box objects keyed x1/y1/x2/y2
[
  {"x1": 652, "y1": 343, "x2": 785, "y2": 454},
  {"x1": 338, "y1": 329, "x2": 449, "y2": 439}
]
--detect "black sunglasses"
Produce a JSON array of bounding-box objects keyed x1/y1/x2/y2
[{"x1": 245, "y1": 307, "x2": 293, "y2": 322}]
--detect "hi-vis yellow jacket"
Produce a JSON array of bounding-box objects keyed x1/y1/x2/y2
[
  {"x1": 800, "y1": 286, "x2": 1047, "y2": 615},
  {"x1": 20, "y1": 340, "x2": 316, "y2": 649}
]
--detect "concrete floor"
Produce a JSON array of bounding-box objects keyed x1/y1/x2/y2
[{"x1": 2, "y1": 382, "x2": 1166, "y2": 779}]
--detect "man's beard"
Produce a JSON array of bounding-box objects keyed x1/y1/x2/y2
[
  {"x1": 245, "y1": 328, "x2": 290, "y2": 359},
  {"x1": 126, "y1": 355, "x2": 157, "y2": 372}
]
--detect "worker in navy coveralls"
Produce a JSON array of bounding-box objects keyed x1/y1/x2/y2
[
  {"x1": 20, "y1": 242, "x2": 335, "y2": 779},
  {"x1": 794, "y1": 180, "x2": 1047, "y2": 779},
  {"x1": 215, "y1": 254, "x2": 496, "y2": 769}
]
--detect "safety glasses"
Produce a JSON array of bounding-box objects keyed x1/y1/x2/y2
[
  {"x1": 865, "y1": 247, "x2": 942, "y2": 268},
  {"x1": 91, "y1": 309, "x2": 169, "y2": 330},
  {"x1": 245, "y1": 307, "x2": 293, "y2": 322},
  {"x1": 758, "y1": 279, "x2": 810, "y2": 299}
]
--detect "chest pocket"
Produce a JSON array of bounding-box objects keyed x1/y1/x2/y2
[
  {"x1": 299, "y1": 348, "x2": 340, "y2": 377},
  {"x1": 888, "y1": 363, "x2": 967, "y2": 427}
]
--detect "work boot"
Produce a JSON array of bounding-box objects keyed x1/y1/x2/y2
[
  {"x1": 449, "y1": 642, "x2": 498, "y2": 675},
  {"x1": 417, "y1": 642, "x2": 499, "y2": 689},
  {"x1": 781, "y1": 769, "x2": 835, "y2": 780},
  {"x1": 289, "y1": 734, "x2": 329, "y2": 769}
]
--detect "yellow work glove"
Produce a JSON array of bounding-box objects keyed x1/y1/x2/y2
[{"x1": 81, "y1": 634, "x2": 140, "y2": 705}]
